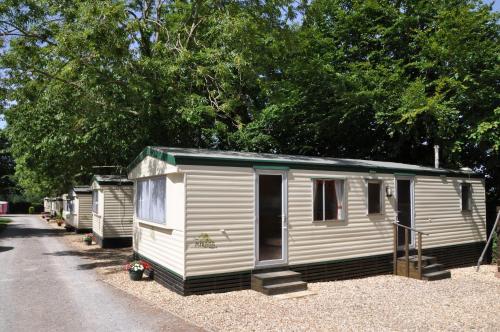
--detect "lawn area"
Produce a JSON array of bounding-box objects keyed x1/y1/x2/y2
[{"x1": 0, "y1": 218, "x2": 11, "y2": 233}]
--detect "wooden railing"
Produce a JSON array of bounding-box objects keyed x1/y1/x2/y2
[{"x1": 392, "y1": 222, "x2": 429, "y2": 280}]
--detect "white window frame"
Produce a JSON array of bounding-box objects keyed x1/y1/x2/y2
[
  {"x1": 312, "y1": 177, "x2": 347, "y2": 222},
  {"x1": 460, "y1": 183, "x2": 472, "y2": 212},
  {"x1": 366, "y1": 179, "x2": 384, "y2": 215},
  {"x1": 135, "y1": 176, "x2": 167, "y2": 225}
]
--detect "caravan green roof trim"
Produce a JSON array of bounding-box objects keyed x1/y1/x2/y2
[{"x1": 127, "y1": 146, "x2": 482, "y2": 179}]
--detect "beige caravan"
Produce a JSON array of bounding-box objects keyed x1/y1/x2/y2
[
  {"x1": 63, "y1": 186, "x2": 93, "y2": 233},
  {"x1": 128, "y1": 147, "x2": 486, "y2": 295},
  {"x1": 91, "y1": 175, "x2": 133, "y2": 248}
]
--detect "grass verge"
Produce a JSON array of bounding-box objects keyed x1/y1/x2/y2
[{"x1": 0, "y1": 217, "x2": 11, "y2": 233}]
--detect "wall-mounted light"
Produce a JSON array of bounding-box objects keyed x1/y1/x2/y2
[{"x1": 385, "y1": 185, "x2": 393, "y2": 197}]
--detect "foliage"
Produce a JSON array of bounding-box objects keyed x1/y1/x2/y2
[{"x1": 0, "y1": 0, "x2": 498, "y2": 203}]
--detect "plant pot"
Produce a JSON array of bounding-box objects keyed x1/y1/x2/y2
[
  {"x1": 129, "y1": 269, "x2": 144, "y2": 281},
  {"x1": 84, "y1": 239, "x2": 92, "y2": 245},
  {"x1": 57, "y1": 222, "x2": 62, "y2": 226}
]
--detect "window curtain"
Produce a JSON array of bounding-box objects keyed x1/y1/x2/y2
[
  {"x1": 136, "y1": 178, "x2": 166, "y2": 223},
  {"x1": 335, "y1": 180, "x2": 344, "y2": 219},
  {"x1": 150, "y1": 177, "x2": 166, "y2": 223}
]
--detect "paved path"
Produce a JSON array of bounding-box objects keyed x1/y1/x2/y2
[{"x1": 0, "y1": 215, "x2": 202, "y2": 332}]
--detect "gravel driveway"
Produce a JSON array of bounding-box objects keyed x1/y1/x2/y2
[
  {"x1": 0, "y1": 215, "x2": 201, "y2": 332},
  {"x1": 41, "y1": 216, "x2": 500, "y2": 331},
  {"x1": 101, "y1": 265, "x2": 499, "y2": 331}
]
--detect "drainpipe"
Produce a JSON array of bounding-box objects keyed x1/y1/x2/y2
[{"x1": 434, "y1": 145, "x2": 439, "y2": 169}]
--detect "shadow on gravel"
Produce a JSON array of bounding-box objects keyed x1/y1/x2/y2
[
  {"x1": 0, "y1": 223, "x2": 64, "y2": 238},
  {"x1": 44, "y1": 248, "x2": 133, "y2": 271},
  {"x1": 0, "y1": 246, "x2": 14, "y2": 253}
]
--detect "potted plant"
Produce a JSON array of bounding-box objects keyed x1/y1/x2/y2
[
  {"x1": 56, "y1": 219, "x2": 63, "y2": 226},
  {"x1": 83, "y1": 233, "x2": 93, "y2": 245},
  {"x1": 124, "y1": 260, "x2": 151, "y2": 281}
]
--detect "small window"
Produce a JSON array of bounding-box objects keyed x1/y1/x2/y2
[
  {"x1": 461, "y1": 183, "x2": 472, "y2": 211},
  {"x1": 135, "y1": 177, "x2": 166, "y2": 224},
  {"x1": 313, "y1": 179, "x2": 345, "y2": 221},
  {"x1": 92, "y1": 190, "x2": 99, "y2": 214},
  {"x1": 367, "y1": 181, "x2": 383, "y2": 214}
]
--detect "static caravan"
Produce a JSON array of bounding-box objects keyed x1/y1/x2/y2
[
  {"x1": 50, "y1": 197, "x2": 63, "y2": 217},
  {"x1": 127, "y1": 147, "x2": 486, "y2": 296},
  {"x1": 43, "y1": 197, "x2": 51, "y2": 213},
  {"x1": 64, "y1": 186, "x2": 93, "y2": 233},
  {"x1": 62, "y1": 194, "x2": 71, "y2": 221},
  {"x1": 90, "y1": 175, "x2": 134, "y2": 248}
]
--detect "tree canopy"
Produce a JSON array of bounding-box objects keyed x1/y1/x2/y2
[{"x1": 0, "y1": 0, "x2": 498, "y2": 201}]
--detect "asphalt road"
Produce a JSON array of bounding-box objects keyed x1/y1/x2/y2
[{"x1": 0, "y1": 215, "x2": 202, "y2": 332}]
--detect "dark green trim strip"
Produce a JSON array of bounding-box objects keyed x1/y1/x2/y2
[
  {"x1": 126, "y1": 147, "x2": 483, "y2": 179},
  {"x1": 253, "y1": 165, "x2": 290, "y2": 170}
]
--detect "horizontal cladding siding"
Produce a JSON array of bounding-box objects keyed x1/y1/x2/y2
[
  {"x1": 182, "y1": 165, "x2": 486, "y2": 279},
  {"x1": 77, "y1": 195, "x2": 93, "y2": 230},
  {"x1": 92, "y1": 215, "x2": 102, "y2": 236},
  {"x1": 414, "y1": 176, "x2": 486, "y2": 247},
  {"x1": 103, "y1": 186, "x2": 134, "y2": 238},
  {"x1": 135, "y1": 225, "x2": 185, "y2": 276},
  {"x1": 185, "y1": 167, "x2": 255, "y2": 277},
  {"x1": 288, "y1": 170, "x2": 396, "y2": 266}
]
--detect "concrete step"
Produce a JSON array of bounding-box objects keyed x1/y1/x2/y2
[
  {"x1": 423, "y1": 270, "x2": 451, "y2": 281},
  {"x1": 422, "y1": 263, "x2": 444, "y2": 274},
  {"x1": 252, "y1": 270, "x2": 302, "y2": 287},
  {"x1": 263, "y1": 281, "x2": 308, "y2": 295}
]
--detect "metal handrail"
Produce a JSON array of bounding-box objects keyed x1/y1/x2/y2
[{"x1": 392, "y1": 221, "x2": 429, "y2": 236}]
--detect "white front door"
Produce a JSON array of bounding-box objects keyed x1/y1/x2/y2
[{"x1": 255, "y1": 170, "x2": 288, "y2": 267}]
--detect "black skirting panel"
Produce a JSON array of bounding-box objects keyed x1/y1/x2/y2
[
  {"x1": 290, "y1": 253, "x2": 393, "y2": 283},
  {"x1": 134, "y1": 252, "x2": 251, "y2": 296},
  {"x1": 135, "y1": 241, "x2": 485, "y2": 296},
  {"x1": 75, "y1": 228, "x2": 92, "y2": 234},
  {"x1": 422, "y1": 241, "x2": 485, "y2": 269},
  {"x1": 93, "y1": 232, "x2": 132, "y2": 248}
]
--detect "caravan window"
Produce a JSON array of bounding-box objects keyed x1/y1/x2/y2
[
  {"x1": 136, "y1": 177, "x2": 166, "y2": 224},
  {"x1": 313, "y1": 179, "x2": 346, "y2": 221},
  {"x1": 92, "y1": 191, "x2": 99, "y2": 214},
  {"x1": 367, "y1": 181, "x2": 383, "y2": 214},
  {"x1": 461, "y1": 183, "x2": 472, "y2": 211}
]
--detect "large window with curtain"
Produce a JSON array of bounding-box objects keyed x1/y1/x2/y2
[
  {"x1": 136, "y1": 177, "x2": 166, "y2": 224},
  {"x1": 313, "y1": 179, "x2": 346, "y2": 221}
]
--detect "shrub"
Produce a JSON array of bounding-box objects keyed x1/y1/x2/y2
[{"x1": 28, "y1": 206, "x2": 35, "y2": 214}]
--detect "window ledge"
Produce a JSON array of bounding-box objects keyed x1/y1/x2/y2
[
  {"x1": 313, "y1": 219, "x2": 347, "y2": 223},
  {"x1": 137, "y1": 219, "x2": 172, "y2": 230}
]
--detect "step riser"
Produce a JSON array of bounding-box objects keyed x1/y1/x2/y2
[
  {"x1": 424, "y1": 274, "x2": 451, "y2": 281},
  {"x1": 263, "y1": 283, "x2": 308, "y2": 296},
  {"x1": 423, "y1": 265, "x2": 444, "y2": 274}
]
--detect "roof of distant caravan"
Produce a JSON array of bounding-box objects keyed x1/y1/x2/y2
[{"x1": 91, "y1": 175, "x2": 133, "y2": 185}]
